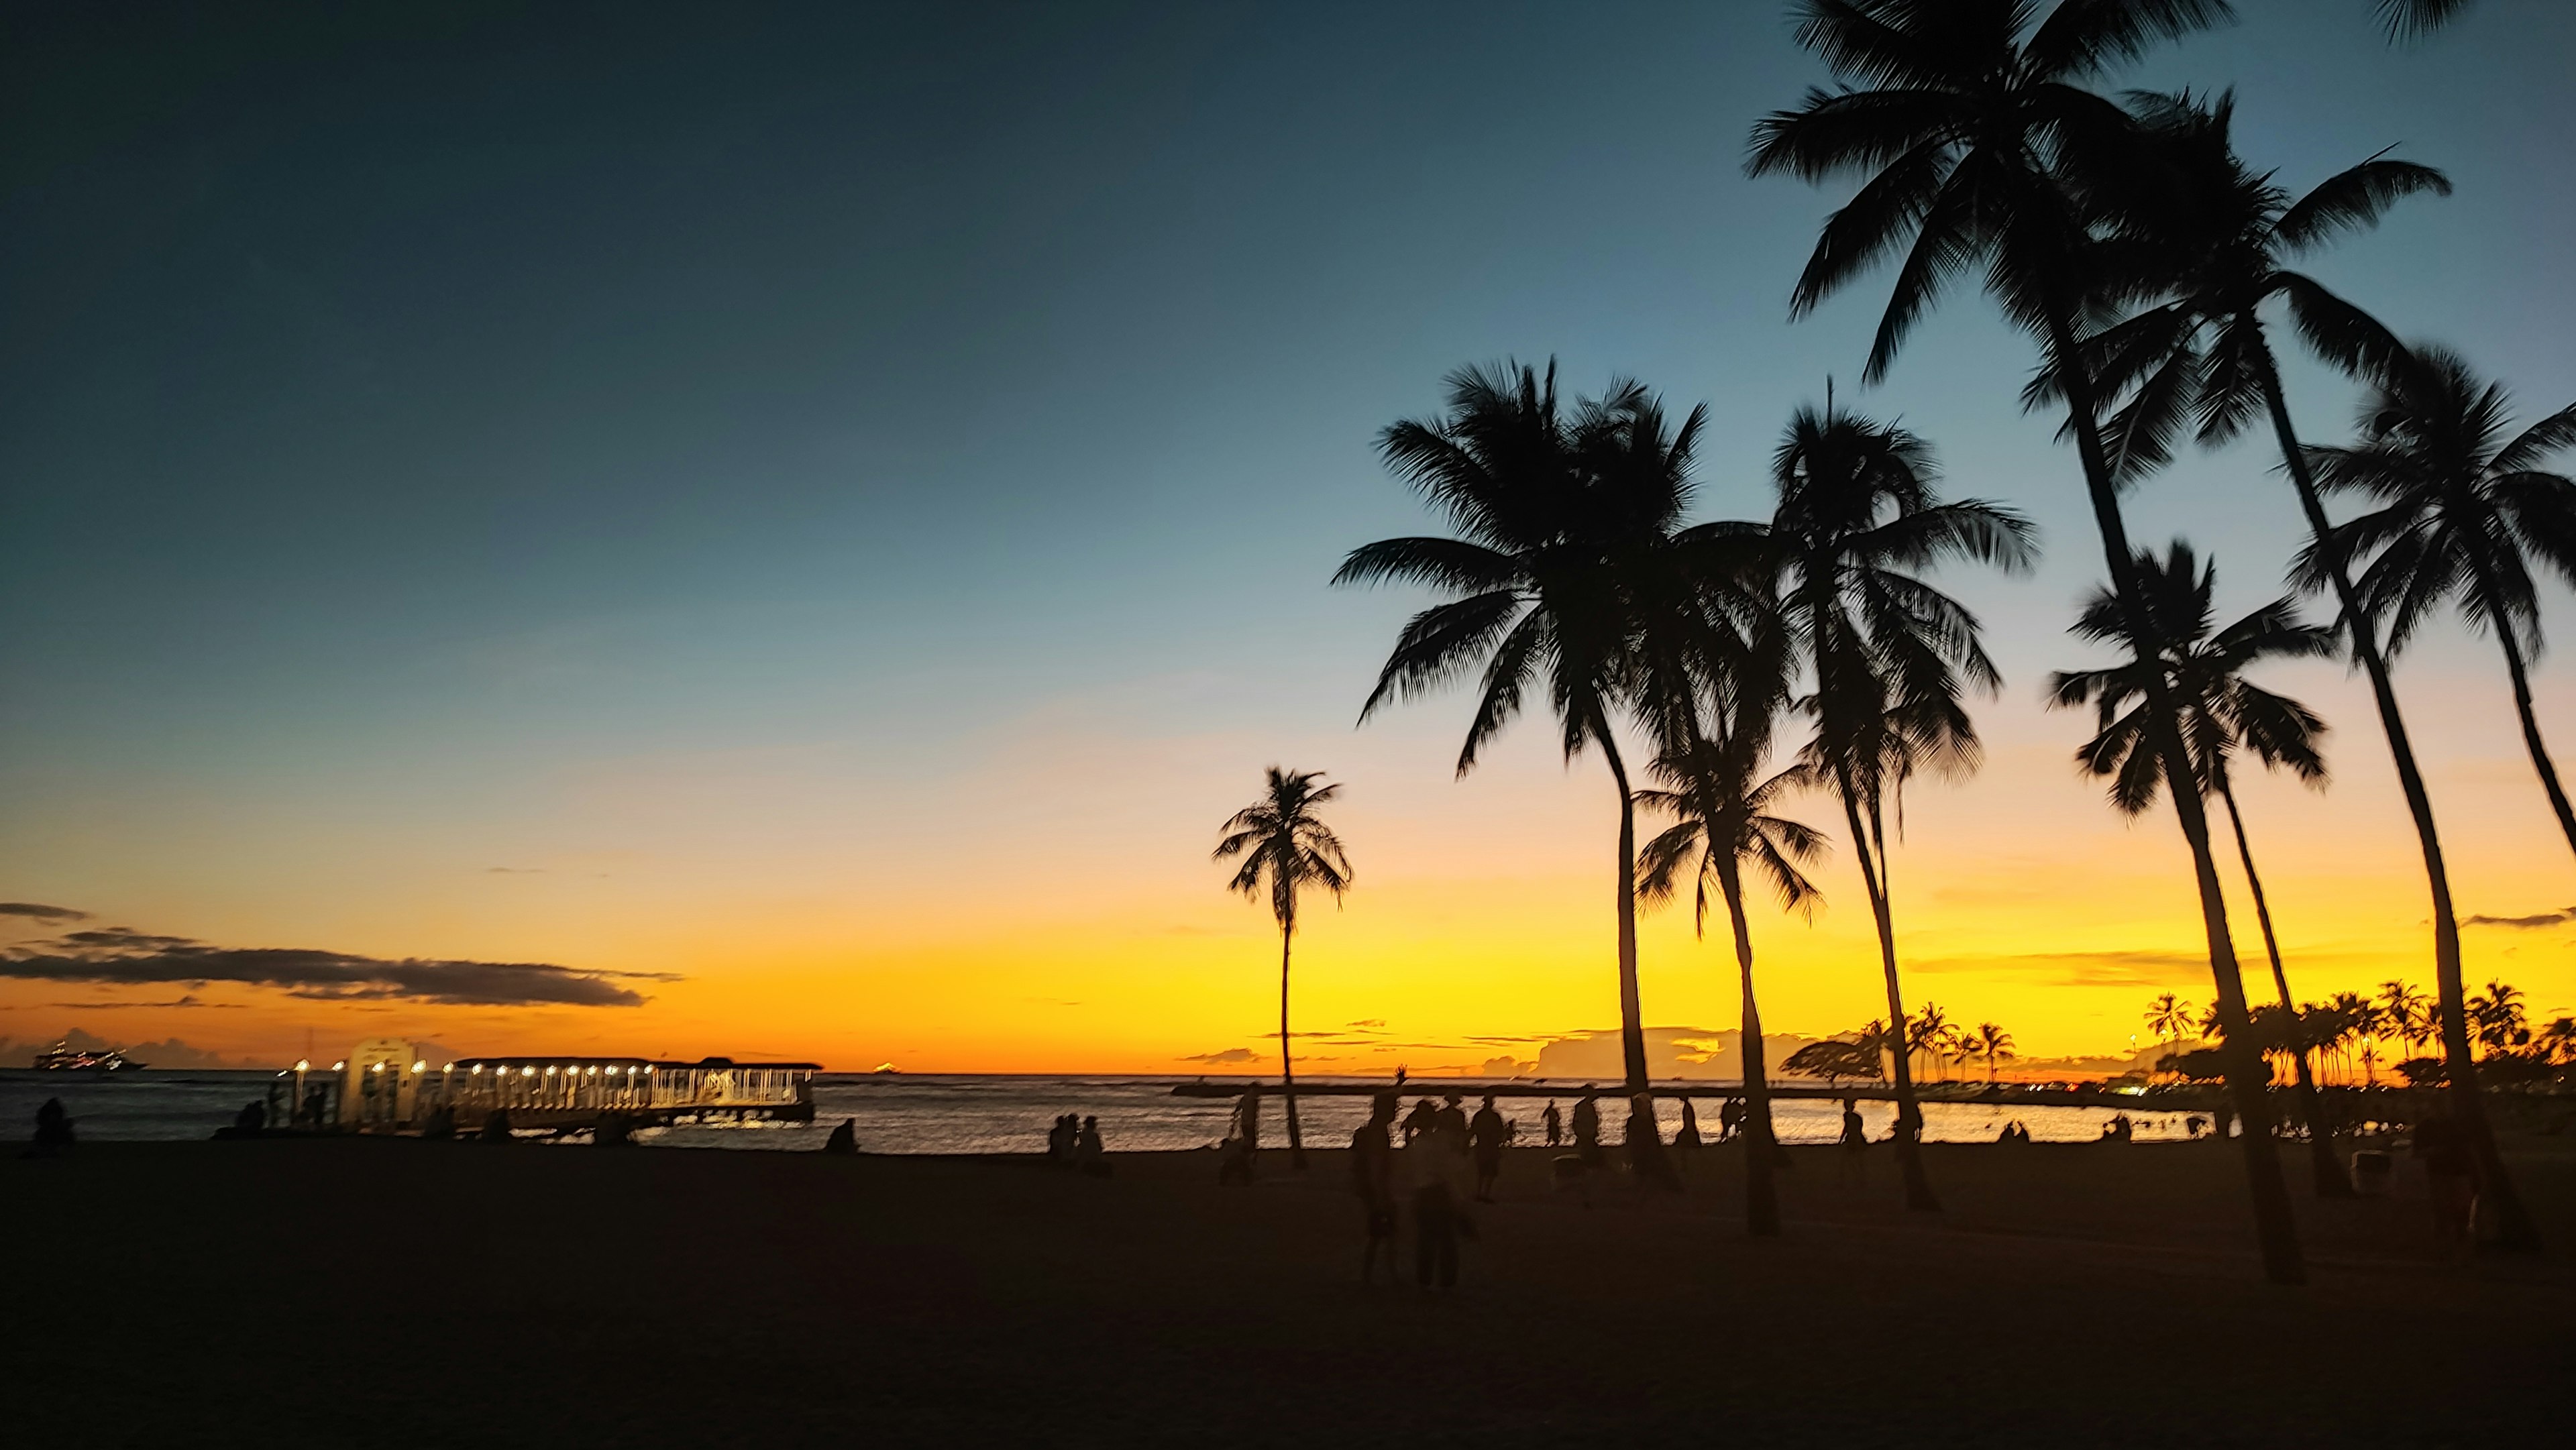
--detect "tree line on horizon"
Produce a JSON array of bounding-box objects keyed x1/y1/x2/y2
[{"x1": 1219, "y1": 0, "x2": 2568, "y2": 1282}]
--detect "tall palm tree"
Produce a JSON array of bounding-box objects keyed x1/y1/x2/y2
[
  {"x1": 2049, "y1": 541, "x2": 2350, "y2": 1194},
  {"x1": 2082, "y1": 97, "x2": 2542, "y2": 1245},
  {"x1": 2147, "y1": 992, "x2": 2196, "y2": 1060},
  {"x1": 1336, "y1": 361, "x2": 1752, "y2": 1188},
  {"x1": 2310, "y1": 349, "x2": 2576, "y2": 862},
  {"x1": 1212, "y1": 767, "x2": 1354, "y2": 1170},
  {"x1": 1905, "y1": 1000, "x2": 1949, "y2": 1084},
  {"x1": 2378, "y1": 979, "x2": 2430, "y2": 1062},
  {"x1": 1748, "y1": 0, "x2": 2306, "y2": 1282},
  {"x1": 2467, "y1": 979, "x2": 2528, "y2": 1056},
  {"x1": 1975, "y1": 1023, "x2": 2017, "y2": 1083},
  {"x1": 1754, "y1": 398, "x2": 2035, "y2": 1211},
  {"x1": 1637, "y1": 719, "x2": 1827, "y2": 1237}
]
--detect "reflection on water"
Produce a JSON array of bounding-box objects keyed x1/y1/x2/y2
[{"x1": 0, "y1": 1070, "x2": 2199, "y2": 1152}]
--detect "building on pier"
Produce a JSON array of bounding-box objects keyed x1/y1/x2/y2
[{"x1": 270, "y1": 1050, "x2": 820, "y2": 1133}]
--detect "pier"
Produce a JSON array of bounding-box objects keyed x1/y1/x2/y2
[{"x1": 266, "y1": 1048, "x2": 820, "y2": 1136}]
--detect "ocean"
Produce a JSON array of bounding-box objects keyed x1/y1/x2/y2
[{"x1": 0, "y1": 1068, "x2": 2199, "y2": 1150}]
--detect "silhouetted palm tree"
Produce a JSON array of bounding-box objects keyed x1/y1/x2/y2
[
  {"x1": 2310, "y1": 349, "x2": 2576, "y2": 861},
  {"x1": 1752, "y1": 397, "x2": 2034, "y2": 1211},
  {"x1": 2377, "y1": 0, "x2": 2471, "y2": 40},
  {"x1": 1212, "y1": 767, "x2": 1354, "y2": 1170},
  {"x1": 2090, "y1": 93, "x2": 2540, "y2": 1249},
  {"x1": 1637, "y1": 720, "x2": 1827, "y2": 1237},
  {"x1": 2049, "y1": 541, "x2": 2349, "y2": 1193},
  {"x1": 1905, "y1": 1000, "x2": 1950, "y2": 1084},
  {"x1": 1337, "y1": 361, "x2": 1752, "y2": 1188},
  {"x1": 2146, "y1": 992, "x2": 2196, "y2": 1062},
  {"x1": 2466, "y1": 979, "x2": 2528, "y2": 1056},
  {"x1": 1975, "y1": 1023, "x2": 2017, "y2": 1083},
  {"x1": 1748, "y1": 0, "x2": 2304, "y2": 1282},
  {"x1": 2378, "y1": 979, "x2": 2431, "y2": 1062}
]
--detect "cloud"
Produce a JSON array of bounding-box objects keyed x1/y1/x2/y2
[
  {"x1": 1, "y1": 927, "x2": 663, "y2": 1007},
  {"x1": 485, "y1": 867, "x2": 545, "y2": 875},
  {"x1": 48, "y1": 993, "x2": 241, "y2": 1010},
  {"x1": 1180, "y1": 1046, "x2": 1260, "y2": 1064},
  {"x1": 1, "y1": 902, "x2": 91, "y2": 924},
  {"x1": 1915, "y1": 949, "x2": 2210, "y2": 989},
  {"x1": 1346, "y1": 1019, "x2": 1385, "y2": 1029},
  {"x1": 2461, "y1": 907, "x2": 2576, "y2": 930}
]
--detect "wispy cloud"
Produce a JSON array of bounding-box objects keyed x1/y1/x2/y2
[
  {"x1": 2, "y1": 925, "x2": 669, "y2": 1007},
  {"x1": 1180, "y1": 1046, "x2": 1260, "y2": 1064},
  {"x1": 48, "y1": 993, "x2": 242, "y2": 1010},
  {"x1": 1, "y1": 902, "x2": 91, "y2": 924},
  {"x1": 2460, "y1": 906, "x2": 2576, "y2": 930},
  {"x1": 1915, "y1": 949, "x2": 2208, "y2": 989},
  {"x1": 484, "y1": 867, "x2": 545, "y2": 875}
]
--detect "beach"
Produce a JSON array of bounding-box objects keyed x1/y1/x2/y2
[{"x1": 7, "y1": 1134, "x2": 2567, "y2": 1447}]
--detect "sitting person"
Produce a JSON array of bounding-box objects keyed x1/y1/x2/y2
[
  {"x1": 28, "y1": 1098, "x2": 74, "y2": 1158},
  {"x1": 821, "y1": 1117, "x2": 859, "y2": 1154}
]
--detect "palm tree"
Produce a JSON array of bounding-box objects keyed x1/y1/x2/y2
[
  {"x1": 2534, "y1": 1016, "x2": 2576, "y2": 1066},
  {"x1": 2047, "y1": 541, "x2": 2350, "y2": 1194},
  {"x1": 1905, "y1": 1001, "x2": 1949, "y2": 1085},
  {"x1": 2147, "y1": 992, "x2": 2197, "y2": 1062},
  {"x1": 1748, "y1": 0, "x2": 2305, "y2": 1283},
  {"x1": 2378, "y1": 980, "x2": 2431, "y2": 1062},
  {"x1": 2377, "y1": 0, "x2": 2472, "y2": 40},
  {"x1": 2088, "y1": 92, "x2": 2538, "y2": 1251},
  {"x1": 1637, "y1": 720, "x2": 1827, "y2": 1237},
  {"x1": 1752, "y1": 398, "x2": 2034, "y2": 1211},
  {"x1": 2309, "y1": 349, "x2": 2576, "y2": 863},
  {"x1": 1975, "y1": 1023, "x2": 2017, "y2": 1084},
  {"x1": 2467, "y1": 980, "x2": 2528, "y2": 1056},
  {"x1": 1212, "y1": 767, "x2": 1354, "y2": 1170},
  {"x1": 1336, "y1": 362, "x2": 1750, "y2": 1188}
]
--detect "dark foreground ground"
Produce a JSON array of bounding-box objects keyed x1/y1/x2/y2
[{"x1": 4, "y1": 1135, "x2": 2569, "y2": 1447}]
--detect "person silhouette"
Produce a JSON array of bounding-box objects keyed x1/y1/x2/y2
[
  {"x1": 1542, "y1": 1100, "x2": 1563, "y2": 1148},
  {"x1": 1674, "y1": 1098, "x2": 1703, "y2": 1150},
  {"x1": 1436, "y1": 1093, "x2": 1468, "y2": 1146},
  {"x1": 1047, "y1": 1112, "x2": 1075, "y2": 1164},
  {"x1": 28, "y1": 1097, "x2": 74, "y2": 1158},
  {"x1": 1718, "y1": 1095, "x2": 1746, "y2": 1144},
  {"x1": 1075, "y1": 1115, "x2": 1108, "y2": 1176},
  {"x1": 1350, "y1": 1093, "x2": 1399, "y2": 1284},
  {"x1": 1468, "y1": 1094, "x2": 1507, "y2": 1202},
  {"x1": 1407, "y1": 1111, "x2": 1466, "y2": 1290},
  {"x1": 1570, "y1": 1093, "x2": 1603, "y2": 1168},
  {"x1": 822, "y1": 1117, "x2": 859, "y2": 1154},
  {"x1": 1839, "y1": 1098, "x2": 1868, "y2": 1150},
  {"x1": 1401, "y1": 1096, "x2": 1438, "y2": 1146},
  {"x1": 233, "y1": 1099, "x2": 266, "y2": 1134}
]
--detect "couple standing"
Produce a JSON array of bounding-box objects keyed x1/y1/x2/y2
[{"x1": 1350, "y1": 1092, "x2": 1472, "y2": 1288}]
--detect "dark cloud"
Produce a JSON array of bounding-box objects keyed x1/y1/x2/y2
[
  {"x1": 1, "y1": 902, "x2": 91, "y2": 923},
  {"x1": 2, "y1": 929, "x2": 661, "y2": 1007},
  {"x1": 48, "y1": 993, "x2": 241, "y2": 1010},
  {"x1": 1180, "y1": 1047, "x2": 1260, "y2": 1064},
  {"x1": 2460, "y1": 907, "x2": 2576, "y2": 930}
]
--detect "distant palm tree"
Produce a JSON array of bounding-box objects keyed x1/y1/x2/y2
[
  {"x1": 2535, "y1": 1016, "x2": 2576, "y2": 1066},
  {"x1": 1338, "y1": 361, "x2": 1752, "y2": 1189},
  {"x1": 1904, "y1": 1001, "x2": 1950, "y2": 1085},
  {"x1": 2378, "y1": 980, "x2": 2432, "y2": 1062},
  {"x1": 1753, "y1": 396, "x2": 2034, "y2": 1211},
  {"x1": 2146, "y1": 993, "x2": 2197, "y2": 1062},
  {"x1": 1749, "y1": 0, "x2": 2305, "y2": 1284},
  {"x1": 2323, "y1": 991, "x2": 2379, "y2": 1086},
  {"x1": 1637, "y1": 720, "x2": 1827, "y2": 1237},
  {"x1": 2310, "y1": 349, "x2": 2576, "y2": 865},
  {"x1": 2049, "y1": 541, "x2": 2349, "y2": 1194},
  {"x1": 1212, "y1": 767, "x2": 1354, "y2": 1170},
  {"x1": 1975, "y1": 1023, "x2": 2017, "y2": 1084},
  {"x1": 2466, "y1": 980, "x2": 2529, "y2": 1056}
]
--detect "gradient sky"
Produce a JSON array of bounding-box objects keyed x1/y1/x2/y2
[{"x1": 6, "y1": 1, "x2": 2575, "y2": 1072}]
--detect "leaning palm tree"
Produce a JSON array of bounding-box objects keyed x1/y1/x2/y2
[
  {"x1": 1748, "y1": 0, "x2": 2305, "y2": 1282},
  {"x1": 1756, "y1": 397, "x2": 2035, "y2": 1210},
  {"x1": 1975, "y1": 1023, "x2": 2017, "y2": 1084},
  {"x1": 1336, "y1": 361, "x2": 1753, "y2": 1188},
  {"x1": 1637, "y1": 719, "x2": 1827, "y2": 1237},
  {"x1": 2086, "y1": 94, "x2": 2538, "y2": 1249},
  {"x1": 2147, "y1": 992, "x2": 2196, "y2": 1060},
  {"x1": 2049, "y1": 541, "x2": 2350, "y2": 1195},
  {"x1": 1212, "y1": 767, "x2": 1354, "y2": 1170},
  {"x1": 2310, "y1": 349, "x2": 2576, "y2": 862}
]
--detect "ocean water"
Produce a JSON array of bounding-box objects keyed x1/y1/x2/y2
[{"x1": 0, "y1": 1070, "x2": 2198, "y2": 1150}]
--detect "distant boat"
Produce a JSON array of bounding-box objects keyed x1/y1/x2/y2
[
  {"x1": 871, "y1": 1063, "x2": 901, "y2": 1074},
  {"x1": 34, "y1": 1042, "x2": 146, "y2": 1072}
]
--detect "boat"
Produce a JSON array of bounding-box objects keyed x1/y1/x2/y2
[{"x1": 34, "y1": 1042, "x2": 147, "y2": 1072}]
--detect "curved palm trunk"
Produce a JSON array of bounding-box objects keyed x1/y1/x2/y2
[
  {"x1": 1278, "y1": 915, "x2": 1305, "y2": 1170},
  {"x1": 2252, "y1": 347, "x2": 2540, "y2": 1251},
  {"x1": 2215, "y1": 776, "x2": 2349, "y2": 1198},
  {"x1": 2049, "y1": 305, "x2": 2304, "y2": 1285},
  {"x1": 1834, "y1": 771, "x2": 1938, "y2": 1211},
  {"x1": 1716, "y1": 857, "x2": 1780, "y2": 1236},
  {"x1": 1599, "y1": 730, "x2": 1678, "y2": 1190},
  {"x1": 2480, "y1": 583, "x2": 2576, "y2": 863}
]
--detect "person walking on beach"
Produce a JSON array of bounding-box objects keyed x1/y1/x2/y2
[
  {"x1": 1468, "y1": 1095, "x2": 1507, "y2": 1202},
  {"x1": 1542, "y1": 1100, "x2": 1562, "y2": 1148},
  {"x1": 1437, "y1": 1093, "x2": 1468, "y2": 1145},
  {"x1": 1401, "y1": 1097, "x2": 1438, "y2": 1146},
  {"x1": 1570, "y1": 1093, "x2": 1603, "y2": 1168},
  {"x1": 1351, "y1": 1093, "x2": 1399, "y2": 1284},
  {"x1": 1407, "y1": 1111, "x2": 1468, "y2": 1290},
  {"x1": 1839, "y1": 1098, "x2": 1868, "y2": 1150},
  {"x1": 1674, "y1": 1098, "x2": 1703, "y2": 1150},
  {"x1": 1718, "y1": 1095, "x2": 1745, "y2": 1144}
]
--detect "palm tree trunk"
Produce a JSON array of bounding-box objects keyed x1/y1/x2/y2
[
  {"x1": 2251, "y1": 347, "x2": 2540, "y2": 1251},
  {"x1": 1279, "y1": 916, "x2": 1305, "y2": 1170},
  {"x1": 1717, "y1": 857, "x2": 1780, "y2": 1236},
  {"x1": 2047, "y1": 304, "x2": 2304, "y2": 1285},
  {"x1": 1597, "y1": 726, "x2": 1677, "y2": 1190},
  {"x1": 1835, "y1": 769, "x2": 1937, "y2": 1211},
  {"x1": 2481, "y1": 585, "x2": 2576, "y2": 862},
  {"x1": 2215, "y1": 776, "x2": 2349, "y2": 1198}
]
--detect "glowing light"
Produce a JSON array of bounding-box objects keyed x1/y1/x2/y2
[
  {"x1": 295, "y1": 1060, "x2": 311, "y2": 1072},
  {"x1": 471, "y1": 1064, "x2": 484, "y2": 1074},
  {"x1": 523, "y1": 1066, "x2": 536, "y2": 1078},
  {"x1": 545, "y1": 1065, "x2": 556, "y2": 1076},
  {"x1": 333, "y1": 1062, "x2": 345, "y2": 1070},
  {"x1": 412, "y1": 1062, "x2": 425, "y2": 1074},
  {"x1": 372, "y1": 1062, "x2": 385, "y2": 1073}
]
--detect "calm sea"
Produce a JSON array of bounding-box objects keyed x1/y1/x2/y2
[{"x1": 0, "y1": 1069, "x2": 2198, "y2": 1151}]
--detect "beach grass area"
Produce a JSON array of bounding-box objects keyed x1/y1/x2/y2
[{"x1": 9, "y1": 1135, "x2": 2569, "y2": 1446}]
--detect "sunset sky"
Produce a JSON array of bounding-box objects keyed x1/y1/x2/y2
[{"x1": 6, "y1": 1, "x2": 2574, "y2": 1072}]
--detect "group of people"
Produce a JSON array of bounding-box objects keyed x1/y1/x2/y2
[{"x1": 1046, "y1": 1112, "x2": 1108, "y2": 1175}]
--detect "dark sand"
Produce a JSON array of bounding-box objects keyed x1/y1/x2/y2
[{"x1": 5, "y1": 1135, "x2": 2569, "y2": 1447}]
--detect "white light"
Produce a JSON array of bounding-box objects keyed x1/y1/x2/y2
[
  {"x1": 472, "y1": 1064, "x2": 484, "y2": 1074},
  {"x1": 333, "y1": 1062, "x2": 345, "y2": 1070},
  {"x1": 545, "y1": 1066, "x2": 556, "y2": 1076},
  {"x1": 372, "y1": 1062, "x2": 385, "y2": 1073},
  {"x1": 413, "y1": 1062, "x2": 425, "y2": 1074},
  {"x1": 523, "y1": 1066, "x2": 536, "y2": 1078},
  {"x1": 295, "y1": 1060, "x2": 311, "y2": 1072}
]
